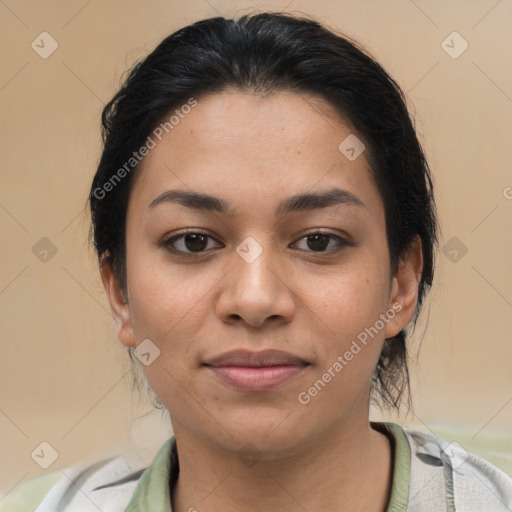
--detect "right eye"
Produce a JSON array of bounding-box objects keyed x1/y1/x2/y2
[{"x1": 162, "y1": 231, "x2": 223, "y2": 256}]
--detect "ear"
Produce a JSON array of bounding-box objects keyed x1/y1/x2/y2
[
  {"x1": 385, "y1": 235, "x2": 424, "y2": 339},
  {"x1": 100, "y1": 254, "x2": 136, "y2": 348}
]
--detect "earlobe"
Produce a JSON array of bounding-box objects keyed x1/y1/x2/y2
[
  {"x1": 384, "y1": 235, "x2": 423, "y2": 339},
  {"x1": 99, "y1": 254, "x2": 136, "y2": 348}
]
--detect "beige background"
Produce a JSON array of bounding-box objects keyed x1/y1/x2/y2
[{"x1": 1, "y1": 0, "x2": 512, "y2": 497}]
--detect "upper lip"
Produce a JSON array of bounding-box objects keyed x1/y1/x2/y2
[{"x1": 204, "y1": 349, "x2": 309, "y2": 367}]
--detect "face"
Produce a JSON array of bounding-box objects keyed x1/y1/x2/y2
[{"x1": 102, "y1": 89, "x2": 420, "y2": 457}]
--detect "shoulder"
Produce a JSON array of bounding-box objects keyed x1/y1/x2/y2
[
  {"x1": 1, "y1": 451, "x2": 150, "y2": 512},
  {"x1": 399, "y1": 424, "x2": 512, "y2": 511},
  {"x1": 0, "y1": 472, "x2": 62, "y2": 512}
]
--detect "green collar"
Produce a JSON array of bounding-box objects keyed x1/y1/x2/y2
[
  {"x1": 373, "y1": 421, "x2": 411, "y2": 511},
  {"x1": 124, "y1": 421, "x2": 410, "y2": 511},
  {"x1": 123, "y1": 435, "x2": 177, "y2": 512}
]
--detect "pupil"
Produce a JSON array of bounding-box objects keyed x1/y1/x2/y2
[
  {"x1": 308, "y1": 234, "x2": 329, "y2": 251},
  {"x1": 185, "y1": 233, "x2": 207, "y2": 252}
]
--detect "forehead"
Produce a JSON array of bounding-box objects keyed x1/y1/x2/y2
[{"x1": 128, "y1": 90, "x2": 382, "y2": 219}]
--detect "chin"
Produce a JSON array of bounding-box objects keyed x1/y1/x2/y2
[{"x1": 217, "y1": 407, "x2": 313, "y2": 454}]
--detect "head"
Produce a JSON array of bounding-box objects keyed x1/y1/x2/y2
[{"x1": 89, "y1": 12, "x2": 437, "y2": 453}]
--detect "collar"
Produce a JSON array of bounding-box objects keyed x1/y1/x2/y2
[{"x1": 123, "y1": 422, "x2": 410, "y2": 511}]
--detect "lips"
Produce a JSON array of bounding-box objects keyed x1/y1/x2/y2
[
  {"x1": 205, "y1": 349, "x2": 309, "y2": 367},
  {"x1": 203, "y1": 349, "x2": 310, "y2": 392}
]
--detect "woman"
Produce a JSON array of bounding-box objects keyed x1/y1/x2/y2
[{"x1": 7, "y1": 11, "x2": 512, "y2": 512}]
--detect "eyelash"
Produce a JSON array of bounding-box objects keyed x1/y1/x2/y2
[{"x1": 161, "y1": 230, "x2": 351, "y2": 256}]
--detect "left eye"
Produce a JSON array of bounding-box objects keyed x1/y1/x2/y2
[{"x1": 293, "y1": 233, "x2": 349, "y2": 253}]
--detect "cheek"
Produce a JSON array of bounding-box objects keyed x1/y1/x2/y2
[
  {"x1": 126, "y1": 246, "x2": 210, "y2": 336},
  {"x1": 124, "y1": 247, "x2": 218, "y2": 394},
  {"x1": 125, "y1": 255, "x2": 209, "y2": 414},
  {"x1": 313, "y1": 259, "x2": 391, "y2": 341},
  {"x1": 303, "y1": 254, "x2": 391, "y2": 399}
]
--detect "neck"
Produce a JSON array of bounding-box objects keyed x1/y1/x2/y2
[{"x1": 170, "y1": 418, "x2": 393, "y2": 512}]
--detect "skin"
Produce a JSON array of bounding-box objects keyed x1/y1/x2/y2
[{"x1": 101, "y1": 89, "x2": 423, "y2": 511}]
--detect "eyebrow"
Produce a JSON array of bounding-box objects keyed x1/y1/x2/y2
[{"x1": 147, "y1": 187, "x2": 365, "y2": 216}]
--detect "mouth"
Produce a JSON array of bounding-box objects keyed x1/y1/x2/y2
[{"x1": 203, "y1": 349, "x2": 311, "y2": 392}]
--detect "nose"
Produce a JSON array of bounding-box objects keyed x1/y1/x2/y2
[{"x1": 215, "y1": 236, "x2": 297, "y2": 329}]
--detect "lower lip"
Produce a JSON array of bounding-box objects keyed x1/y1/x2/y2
[{"x1": 206, "y1": 365, "x2": 307, "y2": 392}]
